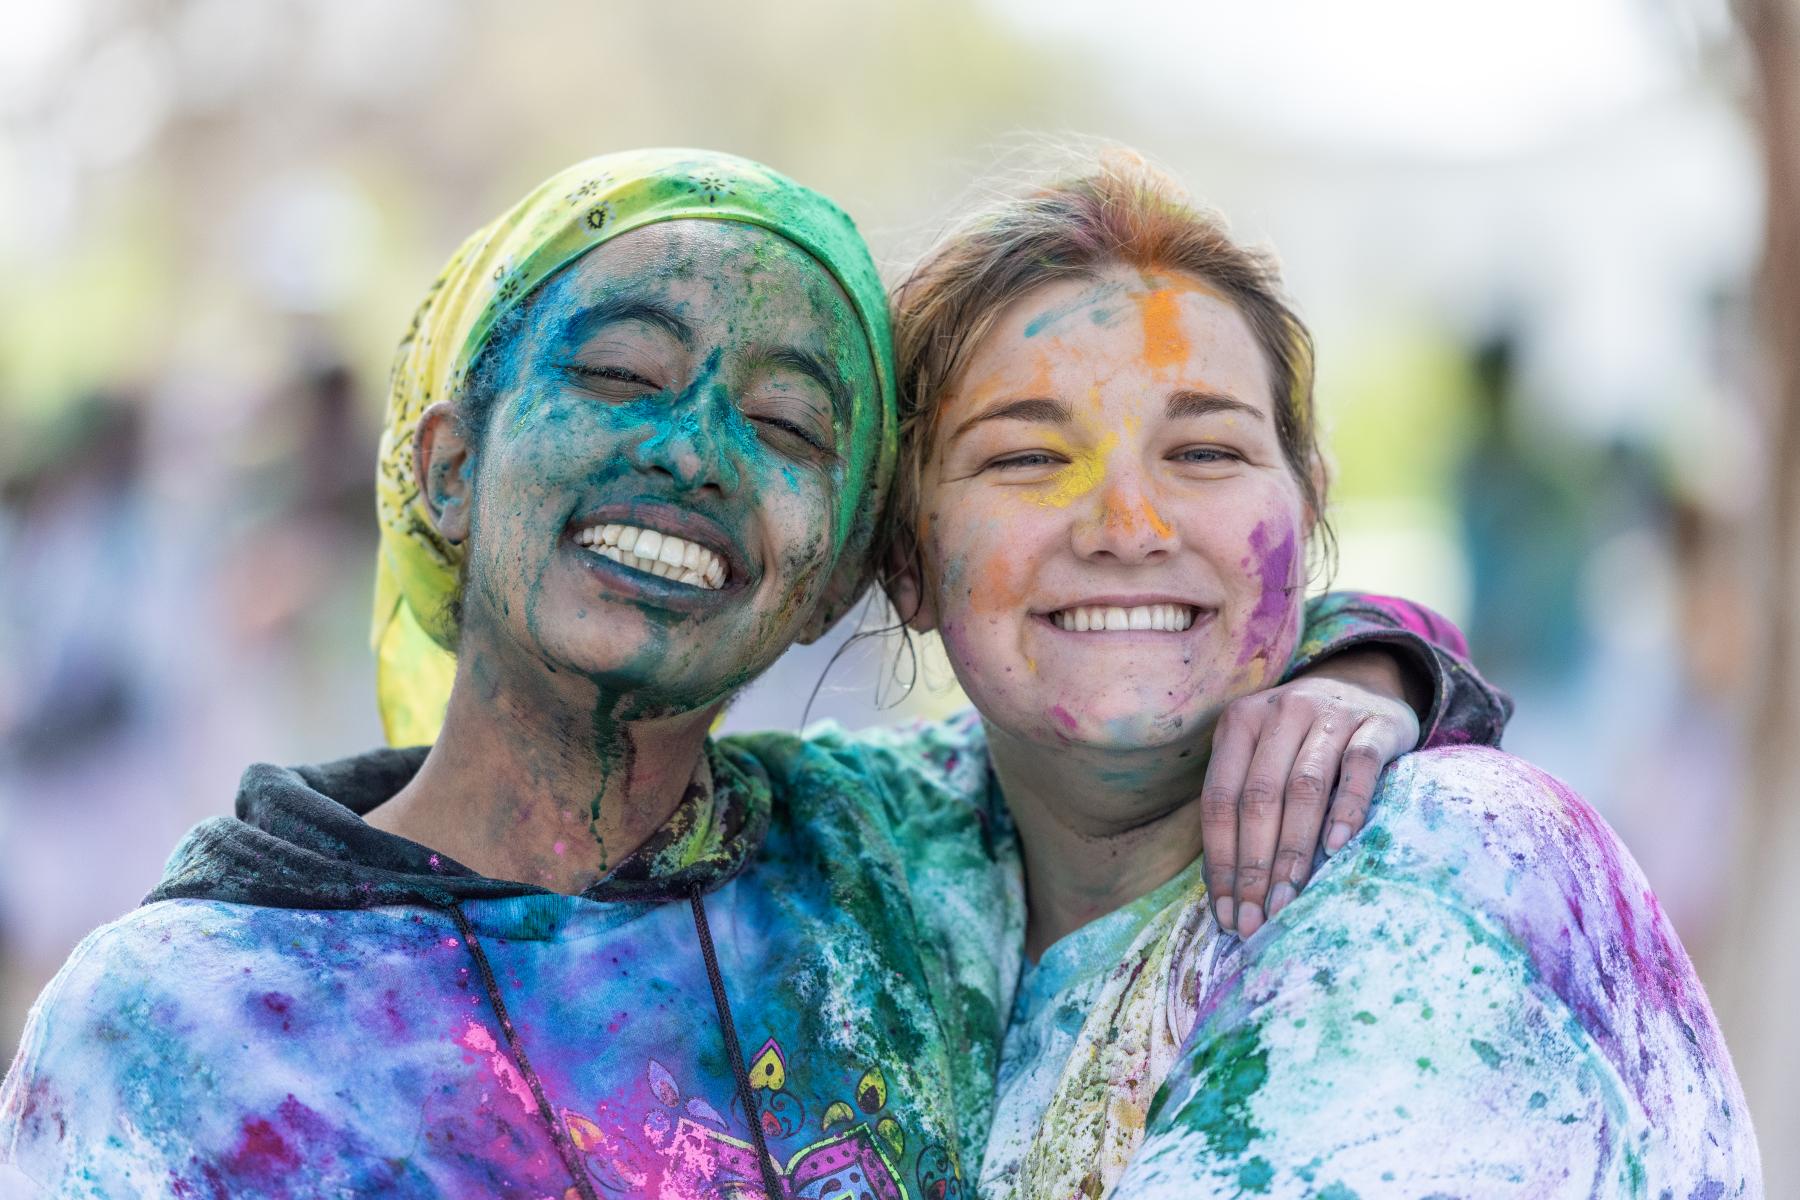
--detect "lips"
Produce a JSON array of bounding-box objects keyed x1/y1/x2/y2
[{"x1": 1047, "y1": 602, "x2": 1198, "y2": 632}]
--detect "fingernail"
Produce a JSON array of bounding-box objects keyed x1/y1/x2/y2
[
  {"x1": 1237, "y1": 902, "x2": 1264, "y2": 937},
  {"x1": 1267, "y1": 883, "x2": 1296, "y2": 917},
  {"x1": 1325, "y1": 822, "x2": 1352, "y2": 854},
  {"x1": 1215, "y1": 896, "x2": 1235, "y2": 932}
]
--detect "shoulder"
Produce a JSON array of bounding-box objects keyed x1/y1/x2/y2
[
  {"x1": 0, "y1": 901, "x2": 246, "y2": 1180},
  {"x1": 1337, "y1": 747, "x2": 1723, "y2": 1042},
  {"x1": 1346, "y1": 747, "x2": 1684, "y2": 1002},
  {"x1": 1, "y1": 900, "x2": 445, "y2": 1196},
  {"x1": 721, "y1": 710, "x2": 1000, "y2": 831},
  {"x1": 1249, "y1": 746, "x2": 1755, "y2": 1183},
  {"x1": 1342, "y1": 747, "x2": 1602, "y2": 899},
  {"x1": 4, "y1": 900, "x2": 316, "y2": 1065}
]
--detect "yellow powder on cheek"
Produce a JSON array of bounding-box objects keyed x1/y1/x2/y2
[{"x1": 1236, "y1": 655, "x2": 1271, "y2": 692}]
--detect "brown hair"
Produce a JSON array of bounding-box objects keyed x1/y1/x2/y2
[{"x1": 884, "y1": 151, "x2": 1332, "y2": 597}]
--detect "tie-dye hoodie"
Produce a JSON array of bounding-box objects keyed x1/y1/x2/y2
[
  {"x1": 0, "y1": 594, "x2": 1507, "y2": 1199},
  {"x1": 0, "y1": 735, "x2": 1019, "y2": 1200}
]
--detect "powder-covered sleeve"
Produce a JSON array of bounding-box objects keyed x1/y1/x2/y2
[
  {"x1": 1289, "y1": 591, "x2": 1513, "y2": 750},
  {"x1": 1113, "y1": 877, "x2": 1630, "y2": 1198},
  {"x1": 0, "y1": 916, "x2": 168, "y2": 1196},
  {"x1": 1114, "y1": 747, "x2": 1759, "y2": 1200}
]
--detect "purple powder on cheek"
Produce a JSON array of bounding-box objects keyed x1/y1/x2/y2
[{"x1": 1237, "y1": 522, "x2": 1298, "y2": 666}]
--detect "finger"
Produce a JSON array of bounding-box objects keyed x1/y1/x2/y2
[
  {"x1": 1200, "y1": 702, "x2": 1260, "y2": 933},
  {"x1": 1323, "y1": 717, "x2": 1409, "y2": 855},
  {"x1": 1233, "y1": 707, "x2": 1314, "y2": 938},
  {"x1": 1267, "y1": 714, "x2": 1356, "y2": 919}
]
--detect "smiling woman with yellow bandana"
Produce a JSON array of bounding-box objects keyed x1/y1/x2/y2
[{"x1": 373, "y1": 148, "x2": 897, "y2": 747}]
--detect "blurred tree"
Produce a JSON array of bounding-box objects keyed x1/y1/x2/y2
[{"x1": 1719, "y1": 0, "x2": 1799, "y2": 1189}]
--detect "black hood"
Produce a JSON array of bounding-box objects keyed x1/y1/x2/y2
[{"x1": 147, "y1": 742, "x2": 772, "y2": 911}]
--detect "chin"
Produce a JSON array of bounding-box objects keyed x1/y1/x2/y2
[
  {"x1": 538, "y1": 636, "x2": 732, "y2": 717},
  {"x1": 1031, "y1": 694, "x2": 1201, "y2": 752}
]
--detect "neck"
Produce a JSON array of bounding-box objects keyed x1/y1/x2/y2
[
  {"x1": 367, "y1": 641, "x2": 719, "y2": 895},
  {"x1": 987, "y1": 721, "x2": 1212, "y2": 961}
]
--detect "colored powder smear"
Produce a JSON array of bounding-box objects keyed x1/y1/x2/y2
[
  {"x1": 1028, "y1": 432, "x2": 1118, "y2": 508},
  {"x1": 1139, "y1": 496, "x2": 1173, "y2": 539},
  {"x1": 1133, "y1": 288, "x2": 1189, "y2": 375},
  {"x1": 1238, "y1": 521, "x2": 1298, "y2": 669},
  {"x1": 461, "y1": 1019, "x2": 538, "y2": 1117}
]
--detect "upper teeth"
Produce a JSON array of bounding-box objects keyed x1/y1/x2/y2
[
  {"x1": 575, "y1": 523, "x2": 727, "y2": 590},
  {"x1": 1051, "y1": 604, "x2": 1195, "y2": 633}
]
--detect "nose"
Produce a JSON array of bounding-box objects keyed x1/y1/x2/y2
[
  {"x1": 628, "y1": 375, "x2": 744, "y2": 497},
  {"x1": 1069, "y1": 466, "x2": 1178, "y2": 565}
]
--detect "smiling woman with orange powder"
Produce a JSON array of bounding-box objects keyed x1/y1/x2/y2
[{"x1": 884, "y1": 154, "x2": 1760, "y2": 1198}]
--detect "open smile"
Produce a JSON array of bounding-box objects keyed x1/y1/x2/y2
[
  {"x1": 575, "y1": 522, "x2": 728, "y2": 590},
  {"x1": 1046, "y1": 602, "x2": 1197, "y2": 633},
  {"x1": 1036, "y1": 600, "x2": 1202, "y2": 636},
  {"x1": 1034, "y1": 592, "x2": 1214, "y2": 635},
  {"x1": 562, "y1": 503, "x2": 748, "y2": 605}
]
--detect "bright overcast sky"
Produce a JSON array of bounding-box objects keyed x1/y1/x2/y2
[{"x1": 986, "y1": 0, "x2": 1721, "y2": 160}]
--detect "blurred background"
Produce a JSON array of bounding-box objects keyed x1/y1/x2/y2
[{"x1": 2, "y1": 0, "x2": 1795, "y2": 1185}]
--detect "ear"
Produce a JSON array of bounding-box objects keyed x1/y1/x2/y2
[
  {"x1": 879, "y1": 538, "x2": 938, "y2": 636},
  {"x1": 414, "y1": 402, "x2": 477, "y2": 544}
]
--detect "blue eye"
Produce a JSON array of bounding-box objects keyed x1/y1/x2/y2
[{"x1": 1177, "y1": 446, "x2": 1239, "y2": 464}]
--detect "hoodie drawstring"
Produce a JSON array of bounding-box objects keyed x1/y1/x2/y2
[
  {"x1": 450, "y1": 904, "x2": 601, "y2": 1200},
  {"x1": 449, "y1": 894, "x2": 783, "y2": 1200},
  {"x1": 689, "y1": 884, "x2": 785, "y2": 1200}
]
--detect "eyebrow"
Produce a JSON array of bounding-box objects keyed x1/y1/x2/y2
[
  {"x1": 762, "y1": 345, "x2": 850, "y2": 418},
  {"x1": 560, "y1": 296, "x2": 695, "y2": 349},
  {"x1": 1167, "y1": 389, "x2": 1265, "y2": 422},
  {"x1": 947, "y1": 396, "x2": 1073, "y2": 444}
]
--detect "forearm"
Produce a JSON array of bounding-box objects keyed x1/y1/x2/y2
[{"x1": 1291, "y1": 592, "x2": 1512, "y2": 749}]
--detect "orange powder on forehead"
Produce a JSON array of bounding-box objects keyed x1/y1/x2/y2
[{"x1": 1133, "y1": 288, "x2": 1188, "y2": 375}]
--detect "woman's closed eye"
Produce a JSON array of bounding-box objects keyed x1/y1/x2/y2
[
  {"x1": 988, "y1": 450, "x2": 1069, "y2": 471},
  {"x1": 744, "y1": 394, "x2": 836, "y2": 458},
  {"x1": 752, "y1": 413, "x2": 832, "y2": 455},
  {"x1": 562, "y1": 362, "x2": 663, "y2": 400}
]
